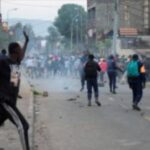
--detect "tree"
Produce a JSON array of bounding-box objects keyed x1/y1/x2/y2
[
  {"x1": 10, "y1": 23, "x2": 24, "y2": 42},
  {"x1": 46, "y1": 26, "x2": 61, "y2": 53},
  {"x1": 54, "y1": 4, "x2": 87, "y2": 44}
]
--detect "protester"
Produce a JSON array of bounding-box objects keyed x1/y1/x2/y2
[
  {"x1": 0, "y1": 31, "x2": 30, "y2": 150},
  {"x1": 99, "y1": 58, "x2": 107, "y2": 85},
  {"x1": 84, "y1": 54, "x2": 101, "y2": 106},
  {"x1": 107, "y1": 55, "x2": 123, "y2": 94},
  {"x1": 127, "y1": 54, "x2": 146, "y2": 111}
]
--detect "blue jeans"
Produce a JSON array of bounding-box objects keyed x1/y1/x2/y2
[{"x1": 86, "y1": 78, "x2": 99, "y2": 101}]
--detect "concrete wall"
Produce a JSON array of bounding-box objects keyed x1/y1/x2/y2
[{"x1": 88, "y1": 0, "x2": 149, "y2": 35}]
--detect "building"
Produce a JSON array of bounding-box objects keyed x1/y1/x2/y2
[{"x1": 87, "y1": 0, "x2": 150, "y2": 41}]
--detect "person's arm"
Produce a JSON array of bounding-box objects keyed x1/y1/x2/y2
[
  {"x1": 115, "y1": 62, "x2": 123, "y2": 73},
  {"x1": 97, "y1": 63, "x2": 101, "y2": 72},
  {"x1": 20, "y1": 31, "x2": 29, "y2": 60}
]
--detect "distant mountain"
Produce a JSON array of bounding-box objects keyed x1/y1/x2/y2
[{"x1": 9, "y1": 18, "x2": 52, "y2": 37}]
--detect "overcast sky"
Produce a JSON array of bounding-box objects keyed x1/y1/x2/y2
[{"x1": 1, "y1": 0, "x2": 87, "y2": 21}]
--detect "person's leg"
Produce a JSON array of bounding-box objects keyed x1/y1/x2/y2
[
  {"x1": 108, "y1": 73, "x2": 113, "y2": 92},
  {"x1": 93, "y1": 78, "x2": 101, "y2": 106},
  {"x1": 2, "y1": 103, "x2": 30, "y2": 150},
  {"x1": 112, "y1": 73, "x2": 117, "y2": 93},
  {"x1": 131, "y1": 81, "x2": 142, "y2": 111},
  {"x1": 132, "y1": 85, "x2": 137, "y2": 105},
  {"x1": 135, "y1": 81, "x2": 143, "y2": 106},
  {"x1": 87, "y1": 79, "x2": 92, "y2": 106}
]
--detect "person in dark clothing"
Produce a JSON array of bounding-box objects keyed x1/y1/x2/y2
[
  {"x1": 84, "y1": 54, "x2": 101, "y2": 106},
  {"x1": 0, "y1": 31, "x2": 30, "y2": 150},
  {"x1": 107, "y1": 55, "x2": 118, "y2": 94},
  {"x1": 107, "y1": 55, "x2": 122, "y2": 94},
  {"x1": 127, "y1": 54, "x2": 146, "y2": 111}
]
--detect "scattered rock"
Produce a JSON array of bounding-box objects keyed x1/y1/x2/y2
[
  {"x1": 59, "y1": 116, "x2": 63, "y2": 119},
  {"x1": 67, "y1": 98, "x2": 77, "y2": 101},
  {"x1": 140, "y1": 112, "x2": 145, "y2": 116}
]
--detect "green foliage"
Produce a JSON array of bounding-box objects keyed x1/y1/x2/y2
[
  {"x1": 0, "y1": 25, "x2": 9, "y2": 49},
  {"x1": 46, "y1": 26, "x2": 61, "y2": 52},
  {"x1": 54, "y1": 4, "x2": 87, "y2": 42},
  {"x1": 96, "y1": 39, "x2": 112, "y2": 57}
]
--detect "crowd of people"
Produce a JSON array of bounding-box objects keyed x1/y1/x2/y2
[
  {"x1": 23, "y1": 50, "x2": 148, "y2": 111},
  {"x1": 0, "y1": 38, "x2": 149, "y2": 150}
]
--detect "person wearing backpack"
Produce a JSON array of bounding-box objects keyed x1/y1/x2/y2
[
  {"x1": 84, "y1": 54, "x2": 101, "y2": 106},
  {"x1": 127, "y1": 54, "x2": 146, "y2": 111}
]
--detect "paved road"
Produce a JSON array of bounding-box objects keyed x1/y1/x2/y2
[{"x1": 32, "y1": 77, "x2": 150, "y2": 150}]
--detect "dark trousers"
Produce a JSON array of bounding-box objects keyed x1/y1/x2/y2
[
  {"x1": 86, "y1": 78, "x2": 99, "y2": 101},
  {"x1": 108, "y1": 72, "x2": 116, "y2": 92},
  {"x1": 129, "y1": 79, "x2": 143, "y2": 105},
  {"x1": 0, "y1": 102, "x2": 30, "y2": 150}
]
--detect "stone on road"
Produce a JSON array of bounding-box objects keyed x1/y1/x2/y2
[{"x1": 32, "y1": 77, "x2": 150, "y2": 150}]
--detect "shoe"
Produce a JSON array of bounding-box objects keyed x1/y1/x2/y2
[
  {"x1": 132, "y1": 105, "x2": 141, "y2": 111},
  {"x1": 95, "y1": 101, "x2": 101, "y2": 106}
]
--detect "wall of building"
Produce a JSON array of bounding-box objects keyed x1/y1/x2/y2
[{"x1": 88, "y1": 0, "x2": 150, "y2": 36}]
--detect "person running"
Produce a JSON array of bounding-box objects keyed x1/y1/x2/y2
[
  {"x1": 84, "y1": 54, "x2": 101, "y2": 106},
  {"x1": 127, "y1": 54, "x2": 146, "y2": 111},
  {"x1": 0, "y1": 31, "x2": 30, "y2": 150}
]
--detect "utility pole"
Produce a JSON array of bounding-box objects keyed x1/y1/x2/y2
[{"x1": 112, "y1": 0, "x2": 119, "y2": 55}]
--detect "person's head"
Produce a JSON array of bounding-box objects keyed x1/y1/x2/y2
[
  {"x1": 8, "y1": 42, "x2": 22, "y2": 64},
  {"x1": 1, "y1": 49, "x2": 7, "y2": 55},
  {"x1": 88, "y1": 54, "x2": 94, "y2": 60},
  {"x1": 132, "y1": 54, "x2": 139, "y2": 61}
]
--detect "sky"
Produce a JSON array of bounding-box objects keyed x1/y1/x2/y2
[{"x1": 1, "y1": 0, "x2": 87, "y2": 21}]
